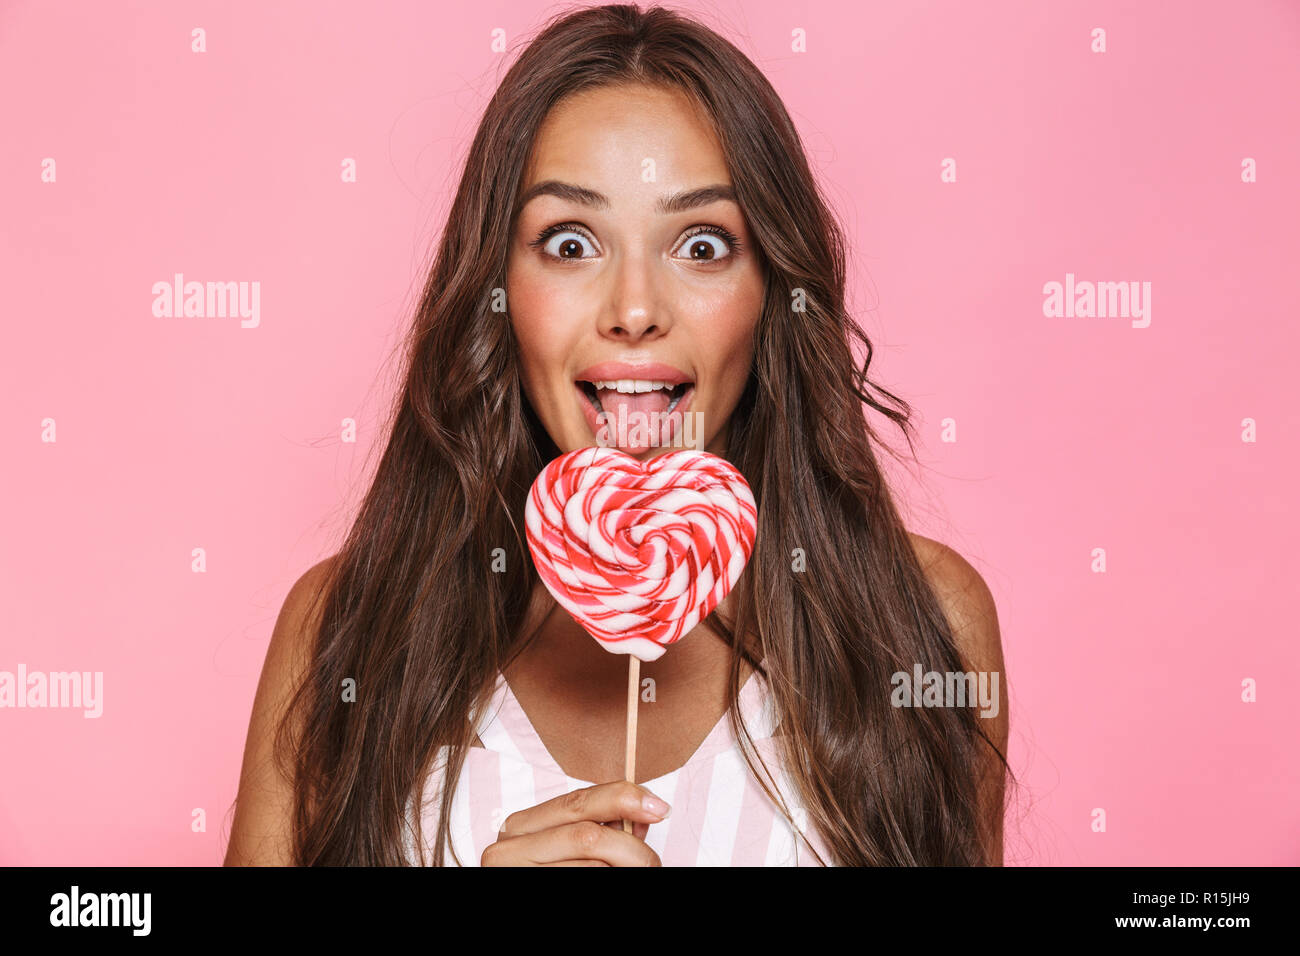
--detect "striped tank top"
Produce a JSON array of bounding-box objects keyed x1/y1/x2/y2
[{"x1": 407, "y1": 668, "x2": 833, "y2": 866}]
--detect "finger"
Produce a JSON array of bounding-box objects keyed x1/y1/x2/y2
[
  {"x1": 483, "y1": 820, "x2": 662, "y2": 867},
  {"x1": 601, "y1": 819, "x2": 651, "y2": 840},
  {"x1": 497, "y1": 780, "x2": 670, "y2": 839}
]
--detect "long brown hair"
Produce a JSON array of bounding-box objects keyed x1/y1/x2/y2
[{"x1": 278, "y1": 2, "x2": 1010, "y2": 865}]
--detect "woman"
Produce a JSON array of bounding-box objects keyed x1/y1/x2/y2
[{"x1": 225, "y1": 3, "x2": 1011, "y2": 867}]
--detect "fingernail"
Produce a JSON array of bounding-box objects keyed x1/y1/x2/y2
[{"x1": 642, "y1": 794, "x2": 671, "y2": 818}]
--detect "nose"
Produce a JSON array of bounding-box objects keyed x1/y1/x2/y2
[{"x1": 597, "y1": 253, "x2": 670, "y2": 343}]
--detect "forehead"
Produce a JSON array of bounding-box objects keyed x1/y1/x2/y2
[{"x1": 522, "y1": 83, "x2": 729, "y2": 191}]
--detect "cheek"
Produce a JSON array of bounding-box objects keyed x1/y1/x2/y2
[
  {"x1": 506, "y1": 267, "x2": 579, "y2": 405},
  {"x1": 696, "y1": 276, "x2": 760, "y2": 384}
]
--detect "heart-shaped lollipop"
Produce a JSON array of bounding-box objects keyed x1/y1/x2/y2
[{"x1": 524, "y1": 446, "x2": 757, "y2": 662}]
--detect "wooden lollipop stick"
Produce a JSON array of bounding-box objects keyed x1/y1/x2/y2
[{"x1": 622, "y1": 655, "x2": 640, "y2": 833}]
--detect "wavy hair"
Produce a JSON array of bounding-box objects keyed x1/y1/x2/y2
[{"x1": 277, "y1": 3, "x2": 1010, "y2": 865}]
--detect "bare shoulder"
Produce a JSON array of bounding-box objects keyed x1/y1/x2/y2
[
  {"x1": 254, "y1": 555, "x2": 340, "y2": 690},
  {"x1": 280, "y1": 556, "x2": 340, "y2": 639},
  {"x1": 224, "y1": 555, "x2": 340, "y2": 866},
  {"x1": 907, "y1": 532, "x2": 1008, "y2": 863},
  {"x1": 906, "y1": 533, "x2": 1001, "y2": 672}
]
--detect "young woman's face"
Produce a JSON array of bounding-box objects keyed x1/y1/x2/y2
[{"x1": 507, "y1": 83, "x2": 763, "y2": 460}]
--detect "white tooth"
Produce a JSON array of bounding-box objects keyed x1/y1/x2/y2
[{"x1": 590, "y1": 378, "x2": 678, "y2": 392}]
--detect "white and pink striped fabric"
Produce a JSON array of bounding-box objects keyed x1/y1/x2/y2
[{"x1": 407, "y1": 669, "x2": 833, "y2": 866}]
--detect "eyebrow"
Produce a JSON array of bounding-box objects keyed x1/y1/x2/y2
[{"x1": 514, "y1": 180, "x2": 738, "y2": 217}]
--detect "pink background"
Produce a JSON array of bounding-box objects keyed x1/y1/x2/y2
[{"x1": 2, "y1": 0, "x2": 1297, "y2": 865}]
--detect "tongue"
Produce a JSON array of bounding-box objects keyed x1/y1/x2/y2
[{"x1": 597, "y1": 388, "x2": 674, "y2": 420}]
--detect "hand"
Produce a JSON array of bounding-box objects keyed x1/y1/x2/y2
[{"x1": 480, "y1": 780, "x2": 670, "y2": 866}]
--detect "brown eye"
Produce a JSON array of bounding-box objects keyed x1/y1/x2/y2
[
  {"x1": 529, "y1": 224, "x2": 598, "y2": 261},
  {"x1": 673, "y1": 225, "x2": 741, "y2": 262}
]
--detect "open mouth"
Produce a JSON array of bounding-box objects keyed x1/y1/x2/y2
[{"x1": 576, "y1": 379, "x2": 694, "y2": 416}]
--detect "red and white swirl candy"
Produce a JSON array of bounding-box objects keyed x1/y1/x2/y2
[{"x1": 524, "y1": 446, "x2": 758, "y2": 662}]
